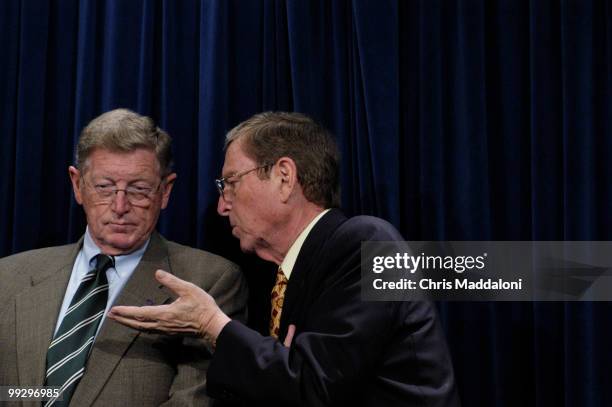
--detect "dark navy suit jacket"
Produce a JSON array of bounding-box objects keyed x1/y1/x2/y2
[{"x1": 208, "y1": 209, "x2": 459, "y2": 406}]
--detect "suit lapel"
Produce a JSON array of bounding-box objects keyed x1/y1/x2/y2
[
  {"x1": 71, "y1": 232, "x2": 174, "y2": 406},
  {"x1": 280, "y1": 210, "x2": 347, "y2": 338},
  {"x1": 15, "y1": 241, "x2": 82, "y2": 387}
]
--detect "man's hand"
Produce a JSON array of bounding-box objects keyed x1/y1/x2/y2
[{"x1": 108, "y1": 270, "x2": 231, "y2": 345}]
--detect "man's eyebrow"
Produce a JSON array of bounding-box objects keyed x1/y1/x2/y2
[
  {"x1": 220, "y1": 169, "x2": 236, "y2": 178},
  {"x1": 88, "y1": 175, "x2": 114, "y2": 182},
  {"x1": 89, "y1": 176, "x2": 156, "y2": 184},
  {"x1": 128, "y1": 178, "x2": 156, "y2": 184}
]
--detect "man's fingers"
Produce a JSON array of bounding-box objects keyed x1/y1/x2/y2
[
  {"x1": 283, "y1": 324, "x2": 296, "y2": 347},
  {"x1": 109, "y1": 273, "x2": 219, "y2": 339},
  {"x1": 110, "y1": 305, "x2": 149, "y2": 320},
  {"x1": 109, "y1": 312, "x2": 200, "y2": 336},
  {"x1": 155, "y1": 269, "x2": 193, "y2": 296},
  {"x1": 109, "y1": 304, "x2": 170, "y2": 322},
  {"x1": 109, "y1": 312, "x2": 160, "y2": 331}
]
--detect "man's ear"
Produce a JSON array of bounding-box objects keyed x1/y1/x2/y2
[
  {"x1": 275, "y1": 157, "x2": 298, "y2": 203},
  {"x1": 68, "y1": 166, "x2": 84, "y2": 205},
  {"x1": 160, "y1": 173, "x2": 177, "y2": 209}
]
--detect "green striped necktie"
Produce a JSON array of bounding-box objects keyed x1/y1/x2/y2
[{"x1": 43, "y1": 254, "x2": 114, "y2": 407}]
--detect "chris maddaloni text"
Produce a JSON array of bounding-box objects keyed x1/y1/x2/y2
[{"x1": 373, "y1": 278, "x2": 524, "y2": 291}]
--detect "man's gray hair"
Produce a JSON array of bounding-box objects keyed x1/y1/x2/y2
[
  {"x1": 225, "y1": 111, "x2": 340, "y2": 208},
  {"x1": 76, "y1": 108, "x2": 173, "y2": 176}
]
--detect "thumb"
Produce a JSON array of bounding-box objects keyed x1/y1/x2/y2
[{"x1": 155, "y1": 269, "x2": 191, "y2": 296}]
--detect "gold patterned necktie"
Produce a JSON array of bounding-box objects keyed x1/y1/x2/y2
[{"x1": 269, "y1": 267, "x2": 288, "y2": 339}]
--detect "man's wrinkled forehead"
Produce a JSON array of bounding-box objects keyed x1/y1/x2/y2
[
  {"x1": 222, "y1": 140, "x2": 255, "y2": 176},
  {"x1": 81, "y1": 147, "x2": 162, "y2": 175}
]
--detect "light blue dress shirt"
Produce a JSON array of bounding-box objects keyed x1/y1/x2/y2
[{"x1": 53, "y1": 227, "x2": 149, "y2": 336}]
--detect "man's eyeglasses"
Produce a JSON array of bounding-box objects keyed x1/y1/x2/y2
[
  {"x1": 84, "y1": 179, "x2": 164, "y2": 206},
  {"x1": 215, "y1": 164, "x2": 272, "y2": 201}
]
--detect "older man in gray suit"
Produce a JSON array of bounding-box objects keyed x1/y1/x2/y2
[{"x1": 0, "y1": 109, "x2": 247, "y2": 406}]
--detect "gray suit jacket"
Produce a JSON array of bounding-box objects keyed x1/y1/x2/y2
[{"x1": 0, "y1": 232, "x2": 248, "y2": 406}]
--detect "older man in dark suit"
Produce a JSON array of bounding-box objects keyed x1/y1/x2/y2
[
  {"x1": 110, "y1": 112, "x2": 459, "y2": 406},
  {"x1": 0, "y1": 109, "x2": 247, "y2": 406}
]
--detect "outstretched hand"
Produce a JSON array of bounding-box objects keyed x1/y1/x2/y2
[{"x1": 108, "y1": 270, "x2": 231, "y2": 345}]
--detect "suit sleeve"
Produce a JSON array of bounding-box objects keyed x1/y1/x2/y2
[
  {"x1": 207, "y1": 261, "x2": 399, "y2": 406},
  {"x1": 206, "y1": 217, "x2": 457, "y2": 406},
  {"x1": 0, "y1": 256, "x2": 36, "y2": 387}
]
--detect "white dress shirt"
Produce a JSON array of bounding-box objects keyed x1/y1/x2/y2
[
  {"x1": 53, "y1": 227, "x2": 148, "y2": 336},
  {"x1": 280, "y1": 209, "x2": 330, "y2": 280}
]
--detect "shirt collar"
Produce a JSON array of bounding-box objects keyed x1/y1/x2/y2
[
  {"x1": 280, "y1": 209, "x2": 330, "y2": 280},
  {"x1": 83, "y1": 226, "x2": 150, "y2": 279}
]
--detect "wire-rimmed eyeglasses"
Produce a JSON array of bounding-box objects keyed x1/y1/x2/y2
[
  {"x1": 83, "y1": 178, "x2": 164, "y2": 206},
  {"x1": 215, "y1": 164, "x2": 272, "y2": 201}
]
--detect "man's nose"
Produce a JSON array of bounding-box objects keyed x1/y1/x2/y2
[
  {"x1": 217, "y1": 195, "x2": 231, "y2": 216},
  {"x1": 111, "y1": 191, "x2": 131, "y2": 215}
]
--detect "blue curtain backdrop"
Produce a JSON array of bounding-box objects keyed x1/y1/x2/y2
[{"x1": 1, "y1": 0, "x2": 611, "y2": 405}]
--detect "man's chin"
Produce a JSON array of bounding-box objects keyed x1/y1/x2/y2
[
  {"x1": 236, "y1": 238, "x2": 280, "y2": 264},
  {"x1": 99, "y1": 234, "x2": 142, "y2": 255},
  {"x1": 254, "y1": 247, "x2": 280, "y2": 264},
  {"x1": 239, "y1": 241, "x2": 256, "y2": 254}
]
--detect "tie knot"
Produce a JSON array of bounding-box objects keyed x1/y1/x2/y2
[
  {"x1": 275, "y1": 267, "x2": 288, "y2": 285},
  {"x1": 95, "y1": 254, "x2": 115, "y2": 273}
]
